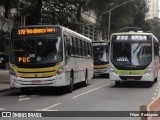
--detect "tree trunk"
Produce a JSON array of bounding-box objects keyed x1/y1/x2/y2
[
  {"x1": 77, "y1": 3, "x2": 81, "y2": 22},
  {"x1": 4, "y1": 0, "x2": 9, "y2": 18},
  {"x1": 33, "y1": 0, "x2": 42, "y2": 25}
]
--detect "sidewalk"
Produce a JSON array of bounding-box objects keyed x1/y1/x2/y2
[{"x1": 0, "y1": 70, "x2": 10, "y2": 91}]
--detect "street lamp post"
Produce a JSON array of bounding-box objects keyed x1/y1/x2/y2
[
  {"x1": 108, "y1": 10, "x2": 111, "y2": 41},
  {"x1": 105, "y1": 0, "x2": 133, "y2": 41}
]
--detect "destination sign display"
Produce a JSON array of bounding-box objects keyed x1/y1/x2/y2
[
  {"x1": 17, "y1": 28, "x2": 57, "y2": 35},
  {"x1": 112, "y1": 35, "x2": 151, "y2": 41},
  {"x1": 18, "y1": 57, "x2": 30, "y2": 63}
]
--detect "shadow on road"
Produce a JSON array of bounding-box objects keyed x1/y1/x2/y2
[
  {"x1": 111, "y1": 81, "x2": 155, "y2": 88},
  {"x1": 93, "y1": 74, "x2": 109, "y2": 79},
  {"x1": 2, "y1": 82, "x2": 89, "y2": 96}
]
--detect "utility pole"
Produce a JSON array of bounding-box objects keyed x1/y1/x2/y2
[{"x1": 105, "y1": 0, "x2": 133, "y2": 41}]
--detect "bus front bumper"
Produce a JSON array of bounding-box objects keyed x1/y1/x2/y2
[
  {"x1": 10, "y1": 74, "x2": 67, "y2": 88},
  {"x1": 94, "y1": 68, "x2": 109, "y2": 76},
  {"x1": 109, "y1": 72, "x2": 154, "y2": 82}
]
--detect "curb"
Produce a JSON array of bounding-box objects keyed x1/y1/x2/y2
[
  {"x1": 0, "y1": 82, "x2": 10, "y2": 92},
  {"x1": 0, "y1": 70, "x2": 9, "y2": 76}
]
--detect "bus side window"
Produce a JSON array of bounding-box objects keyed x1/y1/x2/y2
[
  {"x1": 82, "y1": 40, "x2": 85, "y2": 56},
  {"x1": 154, "y1": 42, "x2": 159, "y2": 57},
  {"x1": 71, "y1": 36, "x2": 75, "y2": 55},
  {"x1": 64, "y1": 34, "x2": 70, "y2": 56},
  {"x1": 78, "y1": 39, "x2": 82, "y2": 56},
  {"x1": 84, "y1": 41, "x2": 87, "y2": 57},
  {"x1": 87, "y1": 42, "x2": 90, "y2": 56},
  {"x1": 73, "y1": 37, "x2": 77, "y2": 55},
  {"x1": 68, "y1": 35, "x2": 72, "y2": 55},
  {"x1": 75, "y1": 38, "x2": 79, "y2": 55},
  {"x1": 89, "y1": 43, "x2": 93, "y2": 57}
]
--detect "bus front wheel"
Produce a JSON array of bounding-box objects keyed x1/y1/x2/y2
[
  {"x1": 83, "y1": 70, "x2": 88, "y2": 87},
  {"x1": 154, "y1": 77, "x2": 158, "y2": 83},
  {"x1": 67, "y1": 72, "x2": 74, "y2": 93},
  {"x1": 115, "y1": 81, "x2": 121, "y2": 86}
]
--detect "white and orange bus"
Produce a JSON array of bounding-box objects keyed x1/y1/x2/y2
[{"x1": 10, "y1": 25, "x2": 93, "y2": 93}]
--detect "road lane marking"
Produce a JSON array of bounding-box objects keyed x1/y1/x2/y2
[
  {"x1": 72, "y1": 83, "x2": 111, "y2": 99},
  {"x1": 40, "y1": 103, "x2": 61, "y2": 111},
  {"x1": 0, "y1": 108, "x2": 6, "y2": 110},
  {"x1": 19, "y1": 95, "x2": 27, "y2": 98},
  {"x1": 35, "y1": 83, "x2": 111, "y2": 111},
  {"x1": 36, "y1": 109, "x2": 58, "y2": 111},
  {"x1": 41, "y1": 109, "x2": 59, "y2": 111},
  {"x1": 30, "y1": 95, "x2": 39, "y2": 97},
  {"x1": 18, "y1": 98, "x2": 30, "y2": 101}
]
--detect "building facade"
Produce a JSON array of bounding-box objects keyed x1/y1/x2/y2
[
  {"x1": 145, "y1": 0, "x2": 159, "y2": 19},
  {"x1": 81, "y1": 11, "x2": 101, "y2": 41}
]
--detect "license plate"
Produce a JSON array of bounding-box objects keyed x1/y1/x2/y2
[{"x1": 32, "y1": 80, "x2": 41, "y2": 84}]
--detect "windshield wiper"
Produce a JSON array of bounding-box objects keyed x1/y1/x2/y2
[{"x1": 24, "y1": 38, "x2": 33, "y2": 50}]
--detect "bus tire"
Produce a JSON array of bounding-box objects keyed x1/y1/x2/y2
[
  {"x1": 154, "y1": 77, "x2": 158, "y2": 83},
  {"x1": 67, "y1": 72, "x2": 74, "y2": 93},
  {"x1": 115, "y1": 81, "x2": 121, "y2": 86},
  {"x1": 83, "y1": 70, "x2": 88, "y2": 87}
]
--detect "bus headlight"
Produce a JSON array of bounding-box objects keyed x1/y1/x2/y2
[
  {"x1": 110, "y1": 67, "x2": 115, "y2": 73},
  {"x1": 10, "y1": 68, "x2": 17, "y2": 77},
  {"x1": 146, "y1": 67, "x2": 153, "y2": 74},
  {"x1": 56, "y1": 67, "x2": 64, "y2": 75}
]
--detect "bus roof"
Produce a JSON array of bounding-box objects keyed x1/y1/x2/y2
[
  {"x1": 62, "y1": 26, "x2": 92, "y2": 42},
  {"x1": 111, "y1": 32, "x2": 153, "y2": 36}
]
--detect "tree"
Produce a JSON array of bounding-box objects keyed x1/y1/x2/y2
[
  {"x1": 42, "y1": 0, "x2": 88, "y2": 32},
  {"x1": 20, "y1": 0, "x2": 42, "y2": 25},
  {"x1": 88, "y1": 0, "x2": 147, "y2": 39},
  {"x1": 20, "y1": 0, "x2": 89, "y2": 31},
  {"x1": 148, "y1": 18, "x2": 160, "y2": 41}
]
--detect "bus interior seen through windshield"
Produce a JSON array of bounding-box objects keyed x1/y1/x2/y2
[
  {"x1": 93, "y1": 42, "x2": 109, "y2": 65},
  {"x1": 11, "y1": 36, "x2": 63, "y2": 64}
]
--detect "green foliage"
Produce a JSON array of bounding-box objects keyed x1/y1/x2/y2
[
  {"x1": 147, "y1": 18, "x2": 160, "y2": 41},
  {"x1": 88, "y1": 0, "x2": 147, "y2": 39},
  {"x1": 42, "y1": 0, "x2": 76, "y2": 24},
  {"x1": 4, "y1": 0, "x2": 156, "y2": 40},
  {"x1": 20, "y1": 0, "x2": 42, "y2": 25},
  {"x1": 20, "y1": 0, "x2": 87, "y2": 31}
]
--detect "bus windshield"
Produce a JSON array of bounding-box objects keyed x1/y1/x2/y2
[
  {"x1": 11, "y1": 36, "x2": 63, "y2": 64},
  {"x1": 111, "y1": 42, "x2": 152, "y2": 67},
  {"x1": 93, "y1": 43, "x2": 109, "y2": 64}
]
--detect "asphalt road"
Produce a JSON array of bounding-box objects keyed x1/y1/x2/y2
[{"x1": 0, "y1": 76, "x2": 160, "y2": 120}]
